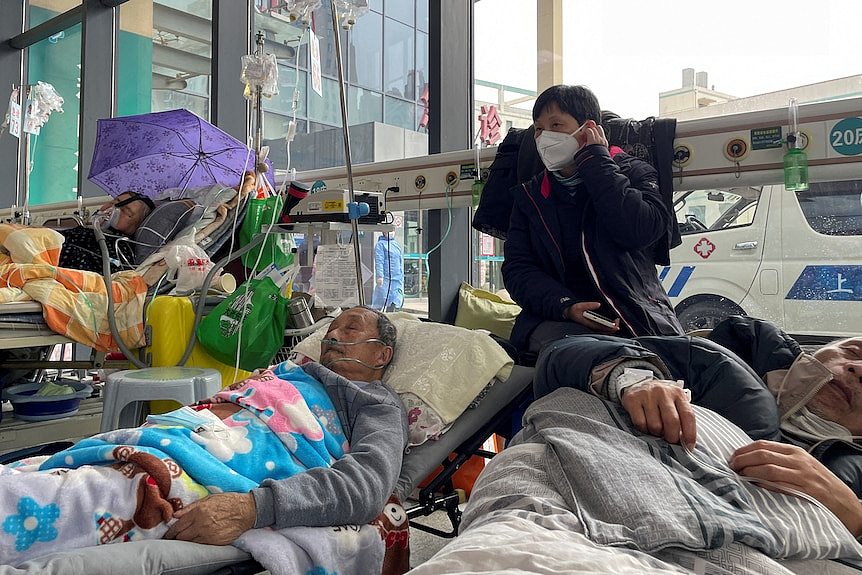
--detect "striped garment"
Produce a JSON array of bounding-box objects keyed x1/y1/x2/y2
[
  {"x1": 512, "y1": 388, "x2": 862, "y2": 562},
  {"x1": 692, "y1": 407, "x2": 856, "y2": 560},
  {"x1": 0, "y1": 224, "x2": 146, "y2": 351}
]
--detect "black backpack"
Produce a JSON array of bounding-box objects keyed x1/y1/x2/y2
[{"x1": 471, "y1": 125, "x2": 544, "y2": 241}]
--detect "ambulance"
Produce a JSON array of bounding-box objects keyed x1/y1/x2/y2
[{"x1": 662, "y1": 179, "x2": 862, "y2": 340}]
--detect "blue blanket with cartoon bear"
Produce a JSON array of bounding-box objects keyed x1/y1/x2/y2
[{"x1": 0, "y1": 361, "x2": 385, "y2": 573}]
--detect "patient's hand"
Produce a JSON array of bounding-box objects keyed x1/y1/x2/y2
[
  {"x1": 163, "y1": 492, "x2": 257, "y2": 545},
  {"x1": 621, "y1": 380, "x2": 696, "y2": 449},
  {"x1": 730, "y1": 440, "x2": 862, "y2": 537},
  {"x1": 237, "y1": 171, "x2": 256, "y2": 197}
]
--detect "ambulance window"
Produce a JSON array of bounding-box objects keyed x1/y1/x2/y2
[
  {"x1": 674, "y1": 188, "x2": 760, "y2": 235},
  {"x1": 795, "y1": 181, "x2": 862, "y2": 236}
]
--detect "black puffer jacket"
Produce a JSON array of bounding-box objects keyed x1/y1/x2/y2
[
  {"x1": 502, "y1": 144, "x2": 683, "y2": 351},
  {"x1": 534, "y1": 333, "x2": 781, "y2": 441},
  {"x1": 533, "y1": 317, "x2": 862, "y2": 496}
]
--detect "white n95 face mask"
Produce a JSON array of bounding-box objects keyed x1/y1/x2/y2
[{"x1": 535, "y1": 128, "x2": 582, "y2": 171}]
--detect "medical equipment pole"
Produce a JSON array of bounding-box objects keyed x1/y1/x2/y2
[
  {"x1": 21, "y1": 132, "x2": 30, "y2": 225},
  {"x1": 20, "y1": 85, "x2": 31, "y2": 225},
  {"x1": 329, "y1": 0, "x2": 365, "y2": 305},
  {"x1": 253, "y1": 31, "x2": 265, "y2": 167}
]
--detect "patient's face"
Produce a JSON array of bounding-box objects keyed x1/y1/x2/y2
[
  {"x1": 319, "y1": 307, "x2": 391, "y2": 382},
  {"x1": 810, "y1": 338, "x2": 862, "y2": 433},
  {"x1": 107, "y1": 192, "x2": 151, "y2": 236}
]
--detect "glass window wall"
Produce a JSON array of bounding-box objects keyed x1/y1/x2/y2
[
  {"x1": 25, "y1": 20, "x2": 82, "y2": 205},
  {"x1": 254, "y1": 1, "x2": 428, "y2": 173},
  {"x1": 117, "y1": 0, "x2": 213, "y2": 119},
  {"x1": 9, "y1": 1, "x2": 430, "y2": 199},
  {"x1": 347, "y1": 10, "x2": 382, "y2": 91},
  {"x1": 385, "y1": 0, "x2": 414, "y2": 27},
  {"x1": 383, "y1": 96, "x2": 414, "y2": 131},
  {"x1": 307, "y1": 77, "x2": 342, "y2": 126},
  {"x1": 416, "y1": 0, "x2": 428, "y2": 32},
  {"x1": 348, "y1": 86, "x2": 383, "y2": 125},
  {"x1": 383, "y1": 18, "x2": 414, "y2": 100},
  {"x1": 28, "y1": 0, "x2": 81, "y2": 20}
]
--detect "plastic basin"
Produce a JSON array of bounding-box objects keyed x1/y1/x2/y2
[{"x1": 2, "y1": 381, "x2": 94, "y2": 422}]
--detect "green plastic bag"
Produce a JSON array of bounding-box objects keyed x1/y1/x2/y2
[
  {"x1": 239, "y1": 194, "x2": 295, "y2": 269},
  {"x1": 196, "y1": 277, "x2": 288, "y2": 371}
]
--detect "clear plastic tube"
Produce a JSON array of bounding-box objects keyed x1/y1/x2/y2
[
  {"x1": 320, "y1": 337, "x2": 386, "y2": 346},
  {"x1": 788, "y1": 97, "x2": 800, "y2": 137}
]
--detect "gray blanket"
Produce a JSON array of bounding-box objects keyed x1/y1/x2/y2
[{"x1": 509, "y1": 388, "x2": 861, "y2": 561}]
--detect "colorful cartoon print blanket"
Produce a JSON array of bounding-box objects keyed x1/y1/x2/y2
[{"x1": 0, "y1": 362, "x2": 389, "y2": 574}]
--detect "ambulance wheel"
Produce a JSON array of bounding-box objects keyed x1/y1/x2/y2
[{"x1": 676, "y1": 298, "x2": 742, "y2": 333}]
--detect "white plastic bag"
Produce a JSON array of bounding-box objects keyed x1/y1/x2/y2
[
  {"x1": 241, "y1": 53, "x2": 279, "y2": 99},
  {"x1": 165, "y1": 238, "x2": 216, "y2": 293}
]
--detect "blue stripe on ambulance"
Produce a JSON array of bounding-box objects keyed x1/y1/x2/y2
[
  {"x1": 663, "y1": 266, "x2": 696, "y2": 297},
  {"x1": 786, "y1": 265, "x2": 862, "y2": 301},
  {"x1": 658, "y1": 266, "x2": 671, "y2": 281}
]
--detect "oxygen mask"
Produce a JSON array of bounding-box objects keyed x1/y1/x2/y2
[{"x1": 90, "y1": 206, "x2": 120, "y2": 232}]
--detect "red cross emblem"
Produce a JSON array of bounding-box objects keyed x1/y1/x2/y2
[{"x1": 694, "y1": 237, "x2": 716, "y2": 259}]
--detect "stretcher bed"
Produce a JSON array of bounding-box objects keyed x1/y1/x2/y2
[
  {"x1": 0, "y1": 178, "x2": 254, "y2": 375},
  {"x1": 0, "y1": 364, "x2": 534, "y2": 575},
  {"x1": 409, "y1": 387, "x2": 862, "y2": 575}
]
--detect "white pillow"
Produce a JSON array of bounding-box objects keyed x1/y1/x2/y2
[{"x1": 292, "y1": 311, "x2": 513, "y2": 437}]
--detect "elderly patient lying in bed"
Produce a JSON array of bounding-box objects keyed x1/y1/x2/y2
[
  {"x1": 56, "y1": 172, "x2": 254, "y2": 275},
  {"x1": 0, "y1": 306, "x2": 407, "y2": 566},
  {"x1": 410, "y1": 329, "x2": 862, "y2": 575},
  {"x1": 411, "y1": 387, "x2": 862, "y2": 575},
  {"x1": 58, "y1": 192, "x2": 155, "y2": 273},
  {"x1": 534, "y1": 316, "x2": 862, "y2": 529}
]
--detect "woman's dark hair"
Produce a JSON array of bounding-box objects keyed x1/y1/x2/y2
[{"x1": 532, "y1": 85, "x2": 601, "y2": 125}]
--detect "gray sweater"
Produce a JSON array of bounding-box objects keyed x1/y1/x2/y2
[{"x1": 251, "y1": 362, "x2": 408, "y2": 529}]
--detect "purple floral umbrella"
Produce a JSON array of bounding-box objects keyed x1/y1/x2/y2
[{"x1": 88, "y1": 108, "x2": 273, "y2": 198}]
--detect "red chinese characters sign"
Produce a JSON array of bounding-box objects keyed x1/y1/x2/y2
[
  {"x1": 479, "y1": 105, "x2": 502, "y2": 145},
  {"x1": 480, "y1": 233, "x2": 495, "y2": 256},
  {"x1": 418, "y1": 85, "x2": 429, "y2": 130}
]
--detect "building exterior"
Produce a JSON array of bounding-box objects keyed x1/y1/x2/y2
[
  {"x1": 661, "y1": 67, "x2": 862, "y2": 120},
  {"x1": 658, "y1": 68, "x2": 735, "y2": 119},
  {"x1": 20, "y1": 0, "x2": 431, "y2": 205}
]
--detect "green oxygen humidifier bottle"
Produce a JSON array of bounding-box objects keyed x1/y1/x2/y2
[{"x1": 783, "y1": 98, "x2": 809, "y2": 192}]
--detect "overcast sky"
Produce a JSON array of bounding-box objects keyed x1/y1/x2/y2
[{"x1": 475, "y1": 0, "x2": 862, "y2": 119}]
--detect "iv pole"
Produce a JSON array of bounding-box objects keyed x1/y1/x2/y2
[
  {"x1": 253, "y1": 31, "x2": 267, "y2": 177},
  {"x1": 12, "y1": 84, "x2": 34, "y2": 225},
  {"x1": 329, "y1": 0, "x2": 366, "y2": 306}
]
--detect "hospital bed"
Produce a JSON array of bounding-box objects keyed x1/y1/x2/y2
[
  {"x1": 0, "y1": 320, "x2": 534, "y2": 574},
  {"x1": 408, "y1": 387, "x2": 862, "y2": 575},
  {"x1": 0, "y1": 181, "x2": 253, "y2": 375}
]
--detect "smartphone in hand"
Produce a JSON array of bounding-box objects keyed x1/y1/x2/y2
[{"x1": 583, "y1": 310, "x2": 618, "y2": 329}]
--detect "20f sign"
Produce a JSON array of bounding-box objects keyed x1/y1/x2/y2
[{"x1": 830, "y1": 117, "x2": 862, "y2": 156}]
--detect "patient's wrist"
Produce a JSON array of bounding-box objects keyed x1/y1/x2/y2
[
  {"x1": 251, "y1": 487, "x2": 276, "y2": 529},
  {"x1": 605, "y1": 360, "x2": 662, "y2": 402},
  {"x1": 849, "y1": 499, "x2": 862, "y2": 538}
]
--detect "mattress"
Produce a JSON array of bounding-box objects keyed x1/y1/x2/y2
[
  {"x1": 395, "y1": 364, "x2": 534, "y2": 501},
  {"x1": 0, "y1": 301, "x2": 71, "y2": 350}
]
